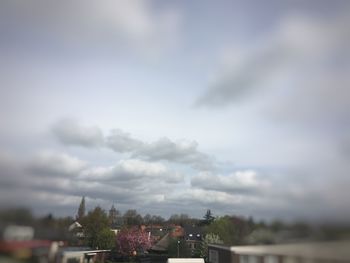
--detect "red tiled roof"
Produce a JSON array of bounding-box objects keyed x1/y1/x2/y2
[{"x1": 0, "y1": 240, "x2": 52, "y2": 252}]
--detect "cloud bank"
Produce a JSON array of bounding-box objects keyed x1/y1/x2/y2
[{"x1": 52, "y1": 119, "x2": 215, "y2": 171}]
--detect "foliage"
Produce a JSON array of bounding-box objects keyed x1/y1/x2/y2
[
  {"x1": 123, "y1": 210, "x2": 143, "y2": 226},
  {"x1": 56, "y1": 216, "x2": 74, "y2": 229},
  {"x1": 6, "y1": 204, "x2": 350, "y2": 251},
  {"x1": 96, "y1": 228, "x2": 116, "y2": 249},
  {"x1": 204, "y1": 233, "x2": 223, "y2": 244},
  {"x1": 81, "y1": 206, "x2": 114, "y2": 249},
  {"x1": 245, "y1": 228, "x2": 275, "y2": 244},
  {"x1": 76, "y1": 197, "x2": 85, "y2": 221},
  {"x1": 168, "y1": 214, "x2": 199, "y2": 226},
  {"x1": 0, "y1": 208, "x2": 33, "y2": 225},
  {"x1": 198, "y1": 233, "x2": 223, "y2": 259},
  {"x1": 203, "y1": 210, "x2": 215, "y2": 225},
  {"x1": 143, "y1": 214, "x2": 165, "y2": 225},
  {"x1": 205, "y1": 216, "x2": 252, "y2": 245},
  {"x1": 289, "y1": 222, "x2": 313, "y2": 239},
  {"x1": 116, "y1": 228, "x2": 153, "y2": 256},
  {"x1": 167, "y1": 237, "x2": 191, "y2": 258},
  {"x1": 270, "y1": 220, "x2": 285, "y2": 232}
]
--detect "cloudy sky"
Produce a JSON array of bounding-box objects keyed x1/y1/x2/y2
[{"x1": 0, "y1": 0, "x2": 349, "y2": 222}]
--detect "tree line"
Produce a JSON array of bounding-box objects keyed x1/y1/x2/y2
[
  {"x1": 76, "y1": 197, "x2": 205, "y2": 227},
  {"x1": 2, "y1": 198, "x2": 350, "y2": 255}
]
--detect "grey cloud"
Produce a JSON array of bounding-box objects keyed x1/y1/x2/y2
[
  {"x1": 52, "y1": 119, "x2": 215, "y2": 171},
  {"x1": 191, "y1": 170, "x2": 269, "y2": 195},
  {"x1": 339, "y1": 134, "x2": 350, "y2": 156},
  {"x1": 0, "y1": 151, "x2": 183, "y2": 215},
  {"x1": 194, "y1": 10, "x2": 350, "y2": 209},
  {"x1": 2, "y1": 150, "x2": 350, "y2": 222},
  {"x1": 133, "y1": 137, "x2": 214, "y2": 170},
  {"x1": 269, "y1": 69, "x2": 350, "y2": 126},
  {"x1": 196, "y1": 11, "x2": 350, "y2": 110},
  {"x1": 80, "y1": 159, "x2": 184, "y2": 184},
  {"x1": 178, "y1": 174, "x2": 350, "y2": 222},
  {"x1": 27, "y1": 151, "x2": 87, "y2": 177},
  {"x1": 0, "y1": 1, "x2": 181, "y2": 56},
  {"x1": 195, "y1": 74, "x2": 258, "y2": 107},
  {"x1": 14, "y1": 173, "x2": 163, "y2": 208},
  {"x1": 106, "y1": 129, "x2": 144, "y2": 152},
  {"x1": 0, "y1": 188, "x2": 80, "y2": 212},
  {"x1": 106, "y1": 132, "x2": 215, "y2": 171},
  {"x1": 0, "y1": 152, "x2": 25, "y2": 189},
  {"x1": 52, "y1": 119, "x2": 104, "y2": 148},
  {"x1": 19, "y1": 145, "x2": 185, "y2": 198},
  {"x1": 163, "y1": 188, "x2": 291, "y2": 220},
  {"x1": 195, "y1": 45, "x2": 288, "y2": 107}
]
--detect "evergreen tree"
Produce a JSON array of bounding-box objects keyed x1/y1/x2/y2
[
  {"x1": 76, "y1": 196, "x2": 85, "y2": 221},
  {"x1": 203, "y1": 209, "x2": 215, "y2": 225}
]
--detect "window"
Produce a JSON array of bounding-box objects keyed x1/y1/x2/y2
[
  {"x1": 209, "y1": 249, "x2": 219, "y2": 263},
  {"x1": 284, "y1": 257, "x2": 299, "y2": 263},
  {"x1": 240, "y1": 255, "x2": 249, "y2": 263},
  {"x1": 264, "y1": 255, "x2": 279, "y2": 263},
  {"x1": 240, "y1": 255, "x2": 258, "y2": 263}
]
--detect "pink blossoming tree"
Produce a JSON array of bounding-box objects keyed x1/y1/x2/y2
[{"x1": 116, "y1": 228, "x2": 154, "y2": 256}]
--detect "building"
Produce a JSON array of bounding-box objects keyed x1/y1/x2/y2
[
  {"x1": 183, "y1": 225, "x2": 203, "y2": 255},
  {"x1": 167, "y1": 258, "x2": 204, "y2": 263},
  {"x1": 58, "y1": 248, "x2": 110, "y2": 263},
  {"x1": 208, "y1": 241, "x2": 350, "y2": 263}
]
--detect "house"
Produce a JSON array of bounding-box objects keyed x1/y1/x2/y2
[
  {"x1": 144, "y1": 224, "x2": 167, "y2": 241},
  {"x1": 0, "y1": 239, "x2": 57, "y2": 263},
  {"x1": 68, "y1": 221, "x2": 82, "y2": 232},
  {"x1": 68, "y1": 221, "x2": 84, "y2": 238},
  {"x1": 170, "y1": 225, "x2": 185, "y2": 238},
  {"x1": 183, "y1": 225, "x2": 203, "y2": 254},
  {"x1": 3, "y1": 225, "x2": 34, "y2": 241},
  {"x1": 150, "y1": 233, "x2": 171, "y2": 253}
]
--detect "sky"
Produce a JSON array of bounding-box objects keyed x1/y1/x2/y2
[{"x1": 0, "y1": 0, "x2": 350, "y2": 223}]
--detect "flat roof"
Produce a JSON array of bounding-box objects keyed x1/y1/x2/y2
[
  {"x1": 209, "y1": 241, "x2": 350, "y2": 261},
  {"x1": 62, "y1": 249, "x2": 110, "y2": 257},
  {"x1": 167, "y1": 258, "x2": 204, "y2": 263}
]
